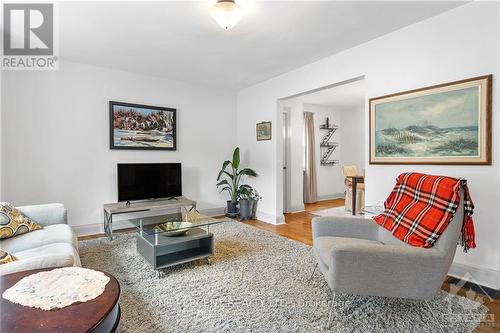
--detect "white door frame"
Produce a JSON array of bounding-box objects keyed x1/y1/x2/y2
[
  {"x1": 276, "y1": 76, "x2": 366, "y2": 216},
  {"x1": 282, "y1": 107, "x2": 291, "y2": 213}
]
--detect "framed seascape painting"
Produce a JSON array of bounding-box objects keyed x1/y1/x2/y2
[
  {"x1": 369, "y1": 75, "x2": 492, "y2": 165},
  {"x1": 109, "y1": 101, "x2": 176, "y2": 150},
  {"x1": 256, "y1": 122, "x2": 272, "y2": 141}
]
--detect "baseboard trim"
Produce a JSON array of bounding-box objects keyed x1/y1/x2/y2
[
  {"x1": 317, "y1": 193, "x2": 344, "y2": 201},
  {"x1": 73, "y1": 207, "x2": 225, "y2": 237},
  {"x1": 286, "y1": 195, "x2": 344, "y2": 213},
  {"x1": 256, "y1": 211, "x2": 285, "y2": 225},
  {"x1": 73, "y1": 220, "x2": 131, "y2": 237},
  {"x1": 287, "y1": 204, "x2": 305, "y2": 213},
  {"x1": 448, "y1": 262, "x2": 500, "y2": 291},
  {"x1": 198, "y1": 207, "x2": 225, "y2": 217},
  {"x1": 446, "y1": 277, "x2": 500, "y2": 299}
]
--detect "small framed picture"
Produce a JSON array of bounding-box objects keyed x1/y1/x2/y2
[{"x1": 256, "y1": 122, "x2": 272, "y2": 141}]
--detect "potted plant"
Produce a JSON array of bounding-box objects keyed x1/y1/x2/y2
[
  {"x1": 238, "y1": 185, "x2": 254, "y2": 220},
  {"x1": 217, "y1": 147, "x2": 257, "y2": 217},
  {"x1": 249, "y1": 189, "x2": 261, "y2": 219}
]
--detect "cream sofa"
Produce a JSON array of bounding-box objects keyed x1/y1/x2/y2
[{"x1": 0, "y1": 203, "x2": 80, "y2": 276}]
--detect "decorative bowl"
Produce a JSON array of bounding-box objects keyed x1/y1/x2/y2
[{"x1": 153, "y1": 221, "x2": 193, "y2": 236}]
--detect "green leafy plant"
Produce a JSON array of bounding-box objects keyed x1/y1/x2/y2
[
  {"x1": 217, "y1": 147, "x2": 258, "y2": 203},
  {"x1": 238, "y1": 185, "x2": 253, "y2": 200},
  {"x1": 249, "y1": 189, "x2": 261, "y2": 201}
]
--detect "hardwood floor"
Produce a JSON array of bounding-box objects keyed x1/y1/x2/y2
[
  {"x1": 243, "y1": 199, "x2": 499, "y2": 332},
  {"x1": 243, "y1": 198, "x2": 344, "y2": 246}
]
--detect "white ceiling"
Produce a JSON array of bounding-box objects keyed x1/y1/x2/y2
[{"x1": 59, "y1": 1, "x2": 466, "y2": 91}]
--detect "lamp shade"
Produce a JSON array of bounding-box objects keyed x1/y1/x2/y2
[{"x1": 210, "y1": 0, "x2": 242, "y2": 30}]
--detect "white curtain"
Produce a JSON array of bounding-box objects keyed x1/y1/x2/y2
[{"x1": 303, "y1": 112, "x2": 318, "y2": 204}]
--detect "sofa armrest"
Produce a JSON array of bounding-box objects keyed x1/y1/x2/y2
[
  {"x1": 17, "y1": 203, "x2": 67, "y2": 226},
  {"x1": 312, "y1": 216, "x2": 379, "y2": 241},
  {"x1": 333, "y1": 242, "x2": 445, "y2": 266},
  {"x1": 330, "y1": 242, "x2": 448, "y2": 298},
  {"x1": 0, "y1": 254, "x2": 76, "y2": 276}
]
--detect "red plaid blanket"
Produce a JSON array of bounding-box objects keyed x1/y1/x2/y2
[{"x1": 373, "y1": 173, "x2": 476, "y2": 252}]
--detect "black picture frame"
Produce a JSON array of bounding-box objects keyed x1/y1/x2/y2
[{"x1": 109, "y1": 101, "x2": 177, "y2": 150}]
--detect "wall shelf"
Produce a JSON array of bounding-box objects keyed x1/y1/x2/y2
[{"x1": 319, "y1": 124, "x2": 339, "y2": 165}]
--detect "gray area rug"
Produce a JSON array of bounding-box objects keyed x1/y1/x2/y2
[{"x1": 79, "y1": 221, "x2": 486, "y2": 332}]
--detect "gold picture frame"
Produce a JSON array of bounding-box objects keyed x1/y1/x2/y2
[
  {"x1": 256, "y1": 122, "x2": 272, "y2": 141},
  {"x1": 369, "y1": 75, "x2": 492, "y2": 165}
]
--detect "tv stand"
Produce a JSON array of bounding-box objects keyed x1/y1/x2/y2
[
  {"x1": 167, "y1": 197, "x2": 179, "y2": 201},
  {"x1": 103, "y1": 197, "x2": 196, "y2": 240}
]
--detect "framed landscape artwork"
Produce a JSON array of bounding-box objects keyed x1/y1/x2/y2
[
  {"x1": 256, "y1": 122, "x2": 272, "y2": 141},
  {"x1": 109, "y1": 101, "x2": 176, "y2": 150},
  {"x1": 369, "y1": 75, "x2": 492, "y2": 165}
]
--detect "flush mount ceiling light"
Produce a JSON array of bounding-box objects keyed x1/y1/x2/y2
[{"x1": 210, "y1": 0, "x2": 243, "y2": 30}]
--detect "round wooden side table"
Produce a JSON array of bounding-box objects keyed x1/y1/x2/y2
[{"x1": 1, "y1": 267, "x2": 121, "y2": 333}]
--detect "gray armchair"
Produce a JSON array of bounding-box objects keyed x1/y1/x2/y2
[{"x1": 312, "y1": 191, "x2": 464, "y2": 300}]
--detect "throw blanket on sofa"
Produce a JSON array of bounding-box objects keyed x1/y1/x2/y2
[{"x1": 373, "y1": 173, "x2": 476, "y2": 252}]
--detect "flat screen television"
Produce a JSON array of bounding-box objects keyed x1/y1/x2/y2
[{"x1": 117, "y1": 163, "x2": 182, "y2": 202}]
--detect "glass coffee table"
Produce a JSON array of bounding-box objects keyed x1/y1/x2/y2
[{"x1": 130, "y1": 212, "x2": 228, "y2": 276}]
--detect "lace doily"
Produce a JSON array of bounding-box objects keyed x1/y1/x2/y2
[{"x1": 2, "y1": 267, "x2": 110, "y2": 310}]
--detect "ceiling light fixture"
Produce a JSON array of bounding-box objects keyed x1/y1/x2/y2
[{"x1": 210, "y1": 0, "x2": 242, "y2": 30}]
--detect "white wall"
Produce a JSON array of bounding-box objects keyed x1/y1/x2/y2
[
  {"x1": 1, "y1": 61, "x2": 236, "y2": 235},
  {"x1": 303, "y1": 103, "x2": 344, "y2": 200},
  {"x1": 340, "y1": 104, "x2": 365, "y2": 174},
  {"x1": 237, "y1": 2, "x2": 500, "y2": 288}
]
